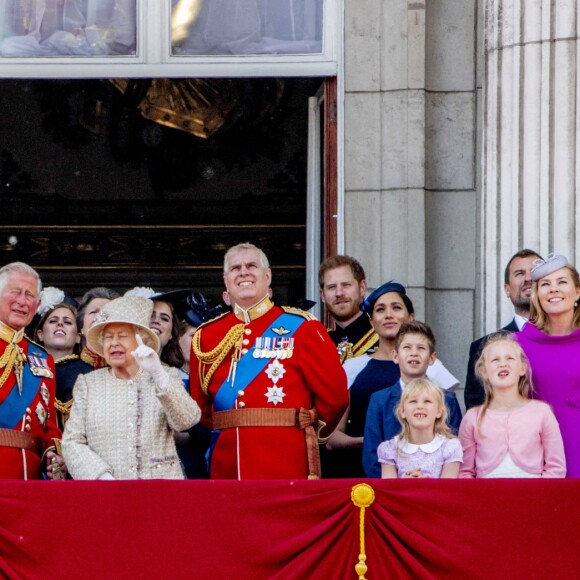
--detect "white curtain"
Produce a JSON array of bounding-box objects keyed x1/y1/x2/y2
[
  {"x1": 0, "y1": 0, "x2": 136, "y2": 56},
  {"x1": 173, "y1": 0, "x2": 323, "y2": 55}
]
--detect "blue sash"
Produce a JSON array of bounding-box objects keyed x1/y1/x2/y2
[
  {"x1": 213, "y1": 312, "x2": 304, "y2": 412},
  {"x1": 0, "y1": 351, "x2": 44, "y2": 429}
]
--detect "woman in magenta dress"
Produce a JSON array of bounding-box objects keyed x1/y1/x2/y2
[{"x1": 515, "y1": 254, "x2": 580, "y2": 477}]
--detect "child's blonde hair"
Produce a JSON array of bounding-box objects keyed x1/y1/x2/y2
[
  {"x1": 474, "y1": 332, "x2": 533, "y2": 434},
  {"x1": 395, "y1": 378, "x2": 452, "y2": 450}
]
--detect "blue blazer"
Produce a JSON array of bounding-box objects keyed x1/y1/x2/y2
[{"x1": 362, "y1": 381, "x2": 463, "y2": 478}]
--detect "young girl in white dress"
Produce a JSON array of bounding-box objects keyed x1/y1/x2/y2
[
  {"x1": 378, "y1": 378, "x2": 463, "y2": 478},
  {"x1": 459, "y1": 333, "x2": 566, "y2": 478}
]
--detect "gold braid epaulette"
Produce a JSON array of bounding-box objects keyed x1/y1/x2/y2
[
  {"x1": 352, "y1": 329, "x2": 379, "y2": 357},
  {"x1": 281, "y1": 306, "x2": 316, "y2": 321},
  {"x1": 192, "y1": 323, "x2": 245, "y2": 395}
]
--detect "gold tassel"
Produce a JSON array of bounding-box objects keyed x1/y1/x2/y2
[{"x1": 351, "y1": 483, "x2": 375, "y2": 580}]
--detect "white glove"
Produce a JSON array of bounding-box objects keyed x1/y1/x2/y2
[{"x1": 132, "y1": 334, "x2": 169, "y2": 390}]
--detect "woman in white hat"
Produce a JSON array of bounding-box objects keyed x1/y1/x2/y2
[{"x1": 62, "y1": 296, "x2": 201, "y2": 480}]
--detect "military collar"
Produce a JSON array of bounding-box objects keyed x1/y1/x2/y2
[
  {"x1": 55, "y1": 354, "x2": 79, "y2": 365},
  {"x1": 0, "y1": 321, "x2": 25, "y2": 345},
  {"x1": 80, "y1": 345, "x2": 106, "y2": 368},
  {"x1": 233, "y1": 295, "x2": 274, "y2": 323}
]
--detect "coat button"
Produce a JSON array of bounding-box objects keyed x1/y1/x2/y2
[
  {"x1": 244, "y1": 328, "x2": 252, "y2": 335},
  {"x1": 238, "y1": 402, "x2": 246, "y2": 408}
]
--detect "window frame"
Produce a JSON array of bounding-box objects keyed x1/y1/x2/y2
[{"x1": 0, "y1": 0, "x2": 339, "y2": 78}]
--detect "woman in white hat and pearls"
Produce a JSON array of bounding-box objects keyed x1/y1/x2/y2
[{"x1": 62, "y1": 296, "x2": 201, "y2": 480}]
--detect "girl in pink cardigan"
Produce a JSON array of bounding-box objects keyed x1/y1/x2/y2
[{"x1": 459, "y1": 333, "x2": 566, "y2": 478}]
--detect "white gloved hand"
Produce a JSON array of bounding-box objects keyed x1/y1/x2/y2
[{"x1": 132, "y1": 334, "x2": 169, "y2": 390}]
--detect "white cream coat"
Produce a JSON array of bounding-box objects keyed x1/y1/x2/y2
[{"x1": 62, "y1": 366, "x2": 200, "y2": 479}]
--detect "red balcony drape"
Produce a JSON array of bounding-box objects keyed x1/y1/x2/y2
[{"x1": 0, "y1": 479, "x2": 578, "y2": 579}]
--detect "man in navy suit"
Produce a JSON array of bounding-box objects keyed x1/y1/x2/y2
[{"x1": 464, "y1": 249, "x2": 542, "y2": 409}]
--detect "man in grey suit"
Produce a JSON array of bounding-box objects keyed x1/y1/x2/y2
[{"x1": 464, "y1": 249, "x2": 541, "y2": 409}]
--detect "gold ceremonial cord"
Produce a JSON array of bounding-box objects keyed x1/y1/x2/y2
[
  {"x1": 0, "y1": 343, "x2": 25, "y2": 390},
  {"x1": 351, "y1": 483, "x2": 375, "y2": 580},
  {"x1": 55, "y1": 398, "x2": 74, "y2": 427},
  {"x1": 192, "y1": 324, "x2": 245, "y2": 395}
]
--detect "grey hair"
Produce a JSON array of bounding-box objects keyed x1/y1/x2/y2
[
  {"x1": 223, "y1": 243, "x2": 270, "y2": 274},
  {"x1": 0, "y1": 262, "x2": 42, "y2": 297}
]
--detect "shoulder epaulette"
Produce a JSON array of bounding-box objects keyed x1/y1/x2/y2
[
  {"x1": 282, "y1": 306, "x2": 317, "y2": 321},
  {"x1": 25, "y1": 335, "x2": 48, "y2": 354}
]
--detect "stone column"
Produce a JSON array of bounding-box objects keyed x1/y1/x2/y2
[
  {"x1": 343, "y1": 0, "x2": 479, "y2": 384},
  {"x1": 483, "y1": 0, "x2": 580, "y2": 331}
]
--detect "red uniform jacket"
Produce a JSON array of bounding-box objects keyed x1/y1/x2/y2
[
  {"x1": 0, "y1": 334, "x2": 61, "y2": 479},
  {"x1": 190, "y1": 302, "x2": 348, "y2": 479}
]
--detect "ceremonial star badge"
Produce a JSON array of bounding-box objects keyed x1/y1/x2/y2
[
  {"x1": 35, "y1": 402, "x2": 47, "y2": 426},
  {"x1": 265, "y1": 385, "x2": 286, "y2": 406},
  {"x1": 265, "y1": 359, "x2": 286, "y2": 384}
]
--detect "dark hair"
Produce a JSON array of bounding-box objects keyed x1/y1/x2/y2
[
  {"x1": 77, "y1": 287, "x2": 120, "y2": 330},
  {"x1": 318, "y1": 255, "x2": 366, "y2": 288},
  {"x1": 394, "y1": 320, "x2": 436, "y2": 354},
  {"x1": 34, "y1": 302, "x2": 80, "y2": 354},
  {"x1": 504, "y1": 249, "x2": 542, "y2": 284},
  {"x1": 155, "y1": 300, "x2": 185, "y2": 369}
]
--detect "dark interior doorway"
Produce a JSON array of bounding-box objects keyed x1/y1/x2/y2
[{"x1": 0, "y1": 77, "x2": 323, "y2": 307}]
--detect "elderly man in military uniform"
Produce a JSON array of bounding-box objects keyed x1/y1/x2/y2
[
  {"x1": 319, "y1": 255, "x2": 378, "y2": 362},
  {"x1": 189, "y1": 243, "x2": 348, "y2": 479},
  {"x1": 0, "y1": 262, "x2": 65, "y2": 479}
]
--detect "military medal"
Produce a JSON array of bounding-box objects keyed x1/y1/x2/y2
[
  {"x1": 35, "y1": 402, "x2": 47, "y2": 426},
  {"x1": 40, "y1": 382, "x2": 50, "y2": 406},
  {"x1": 337, "y1": 337, "x2": 353, "y2": 363},
  {"x1": 28, "y1": 355, "x2": 54, "y2": 379},
  {"x1": 253, "y1": 337, "x2": 263, "y2": 358},
  {"x1": 265, "y1": 385, "x2": 286, "y2": 405},
  {"x1": 265, "y1": 359, "x2": 286, "y2": 384},
  {"x1": 263, "y1": 337, "x2": 273, "y2": 359},
  {"x1": 285, "y1": 338, "x2": 294, "y2": 359}
]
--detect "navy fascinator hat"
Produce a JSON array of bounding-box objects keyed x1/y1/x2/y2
[
  {"x1": 184, "y1": 292, "x2": 223, "y2": 327},
  {"x1": 360, "y1": 281, "x2": 413, "y2": 316}
]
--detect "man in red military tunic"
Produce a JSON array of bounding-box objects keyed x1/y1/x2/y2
[
  {"x1": 0, "y1": 262, "x2": 65, "y2": 479},
  {"x1": 190, "y1": 243, "x2": 348, "y2": 479}
]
